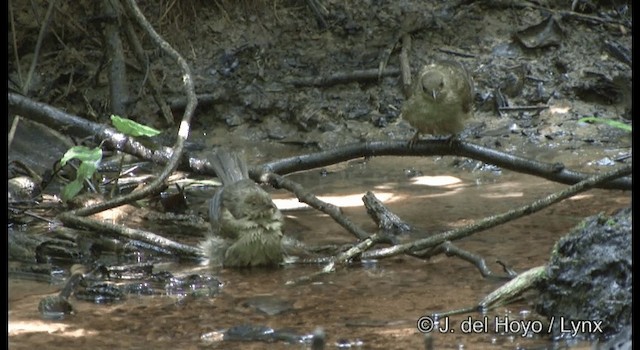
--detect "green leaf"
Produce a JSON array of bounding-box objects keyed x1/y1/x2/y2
[
  {"x1": 579, "y1": 117, "x2": 632, "y2": 132},
  {"x1": 62, "y1": 180, "x2": 84, "y2": 202},
  {"x1": 59, "y1": 146, "x2": 102, "y2": 201},
  {"x1": 60, "y1": 146, "x2": 103, "y2": 167},
  {"x1": 76, "y1": 161, "x2": 98, "y2": 180},
  {"x1": 111, "y1": 115, "x2": 162, "y2": 137},
  {"x1": 62, "y1": 163, "x2": 98, "y2": 201}
]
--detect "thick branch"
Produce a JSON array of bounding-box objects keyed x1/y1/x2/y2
[
  {"x1": 58, "y1": 212, "x2": 201, "y2": 258},
  {"x1": 257, "y1": 140, "x2": 631, "y2": 190}
]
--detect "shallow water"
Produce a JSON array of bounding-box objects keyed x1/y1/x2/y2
[{"x1": 8, "y1": 155, "x2": 630, "y2": 350}]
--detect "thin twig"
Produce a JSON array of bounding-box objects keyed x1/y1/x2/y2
[
  {"x1": 287, "y1": 233, "x2": 382, "y2": 285},
  {"x1": 556, "y1": 9, "x2": 630, "y2": 28},
  {"x1": 413, "y1": 241, "x2": 512, "y2": 279},
  {"x1": 8, "y1": 115, "x2": 20, "y2": 153},
  {"x1": 305, "y1": 0, "x2": 328, "y2": 29},
  {"x1": 8, "y1": 0, "x2": 22, "y2": 87},
  {"x1": 437, "y1": 48, "x2": 477, "y2": 58},
  {"x1": 22, "y1": 0, "x2": 56, "y2": 95},
  {"x1": 511, "y1": 1, "x2": 630, "y2": 29},
  {"x1": 123, "y1": 15, "x2": 174, "y2": 125},
  {"x1": 377, "y1": 13, "x2": 431, "y2": 80},
  {"x1": 265, "y1": 172, "x2": 371, "y2": 240},
  {"x1": 498, "y1": 105, "x2": 549, "y2": 112},
  {"x1": 167, "y1": 92, "x2": 231, "y2": 111}
]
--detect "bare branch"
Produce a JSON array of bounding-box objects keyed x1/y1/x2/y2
[
  {"x1": 265, "y1": 172, "x2": 371, "y2": 241},
  {"x1": 256, "y1": 140, "x2": 631, "y2": 191}
]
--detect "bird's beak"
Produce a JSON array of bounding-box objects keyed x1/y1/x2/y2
[{"x1": 431, "y1": 90, "x2": 438, "y2": 99}]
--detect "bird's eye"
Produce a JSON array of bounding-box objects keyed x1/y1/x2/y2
[{"x1": 421, "y1": 81, "x2": 430, "y2": 94}]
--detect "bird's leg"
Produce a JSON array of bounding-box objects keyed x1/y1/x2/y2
[
  {"x1": 446, "y1": 133, "x2": 460, "y2": 147},
  {"x1": 408, "y1": 131, "x2": 421, "y2": 148}
]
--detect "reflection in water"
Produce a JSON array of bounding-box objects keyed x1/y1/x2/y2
[{"x1": 9, "y1": 157, "x2": 629, "y2": 349}]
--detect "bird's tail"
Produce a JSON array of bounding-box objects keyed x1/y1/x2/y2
[{"x1": 209, "y1": 148, "x2": 249, "y2": 185}]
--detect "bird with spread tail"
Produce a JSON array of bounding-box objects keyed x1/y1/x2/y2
[{"x1": 200, "y1": 149, "x2": 285, "y2": 267}]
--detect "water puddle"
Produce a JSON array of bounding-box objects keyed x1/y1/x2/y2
[{"x1": 9, "y1": 155, "x2": 630, "y2": 349}]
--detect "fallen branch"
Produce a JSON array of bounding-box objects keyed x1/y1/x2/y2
[
  {"x1": 58, "y1": 212, "x2": 201, "y2": 258},
  {"x1": 256, "y1": 140, "x2": 631, "y2": 191},
  {"x1": 283, "y1": 68, "x2": 400, "y2": 88}
]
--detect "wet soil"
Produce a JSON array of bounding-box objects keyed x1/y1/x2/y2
[{"x1": 8, "y1": 0, "x2": 631, "y2": 349}]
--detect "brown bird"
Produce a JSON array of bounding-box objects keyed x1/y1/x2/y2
[
  {"x1": 200, "y1": 149, "x2": 284, "y2": 267},
  {"x1": 402, "y1": 60, "x2": 474, "y2": 144}
]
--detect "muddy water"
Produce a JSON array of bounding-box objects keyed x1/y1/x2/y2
[{"x1": 8, "y1": 155, "x2": 630, "y2": 350}]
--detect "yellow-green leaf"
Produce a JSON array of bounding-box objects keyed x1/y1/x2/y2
[
  {"x1": 111, "y1": 115, "x2": 161, "y2": 137},
  {"x1": 60, "y1": 146, "x2": 102, "y2": 167},
  {"x1": 579, "y1": 117, "x2": 632, "y2": 132},
  {"x1": 62, "y1": 180, "x2": 84, "y2": 202}
]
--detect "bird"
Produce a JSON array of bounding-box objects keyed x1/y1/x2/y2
[
  {"x1": 401, "y1": 60, "x2": 474, "y2": 145},
  {"x1": 200, "y1": 149, "x2": 284, "y2": 267}
]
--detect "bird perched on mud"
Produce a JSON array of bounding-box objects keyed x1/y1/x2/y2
[
  {"x1": 402, "y1": 60, "x2": 474, "y2": 144},
  {"x1": 200, "y1": 149, "x2": 284, "y2": 267}
]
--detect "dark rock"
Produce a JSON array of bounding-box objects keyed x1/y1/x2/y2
[{"x1": 535, "y1": 207, "x2": 631, "y2": 341}]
